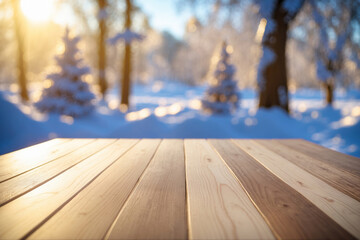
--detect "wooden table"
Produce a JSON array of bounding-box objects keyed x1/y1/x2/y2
[{"x1": 0, "y1": 139, "x2": 359, "y2": 239}]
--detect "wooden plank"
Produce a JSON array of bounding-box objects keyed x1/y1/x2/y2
[
  {"x1": 0, "y1": 139, "x2": 116, "y2": 206},
  {"x1": 0, "y1": 139, "x2": 138, "y2": 239},
  {"x1": 277, "y1": 139, "x2": 360, "y2": 177},
  {"x1": 0, "y1": 138, "x2": 71, "y2": 181},
  {"x1": 0, "y1": 138, "x2": 67, "y2": 163},
  {"x1": 209, "y1": 139, "x2": 354, "y2": 239},
  {"x1": 185, "y1": 139, "x2": 275, "y2": 240},
  {"x1": 106, "y1": 139, "x2": 186, "y2": 240},
  {"x1": 29, "y1": 139, "x2": 161, "y2": 240},
  {"x1": 233, "y1": 139, "x2": 360, "y2": 239},
  {"x1": 0, "y1": 138, "x2": 94, "y2": 182},
  {"x1": 256, "y1": 139, "x2": 360, "y2": 202}
]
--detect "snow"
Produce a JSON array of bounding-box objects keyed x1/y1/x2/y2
[
  {"x1": 202, "y1": 42, "x2": 239, "y2": 114},
  {"x1": 329, "y1": 31, "x2": 347, "y2": 62},
  {"x1": 350, "y1": 52, "x2": 360, "y2": 69},
  {"x1": 0, "y1": 93, "x2": 48, "y2": 154},
  {"x1": 108, "y1": 29, "x2": 144, "y2": 45},
  {"x1": 316, "y1": 59, "x2": 331, "y2": 82},
  {"x1": 1, "y1": 82, "x2": 359, "y2": 158},
  {"x1": 277, "y1": 86, "x2": 288, "y2": 107},
  {"x1": 35, "y1": 29, "x2": 95, "y2": 117},
  {"x1": 311, "y1": 0, "x2": 350, "y2": 86}
]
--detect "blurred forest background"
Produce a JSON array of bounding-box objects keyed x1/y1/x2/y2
[
  {"x1": 1, "y1": 0, "x2": 360, "y2": 157},
  {"x1": 0, "y1": 0, "x2": 359, "y2": 99}
]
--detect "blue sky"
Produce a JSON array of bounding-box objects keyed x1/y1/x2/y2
[
  {"x1": 136, "y1": 0, "x2": 196, "y2": 39},
  {"x1": 48, "y1": 0, "x2": 205, "y2": 39}
]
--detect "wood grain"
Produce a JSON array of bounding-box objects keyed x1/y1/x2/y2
[
  {"x1": 30, "y1": 139, "x2": 161, "y2": 240},
  {"x1": 106, "y1": 139, "x2": 186, "y2": 240},
  {"x1": 277, "y1": 139, "x2": 360, "y2": 177},
  {"x1": 209, "y1": 139, "x2": 354, "y2": 239},
  {"x1": 233, "y1": 139, "x2": 360, "y2": 239},
  {"x1": 0, "y1": 139, "x2": 116, "y2": 206},
  {"x1": 256, "y1": 139, "x2": 360, "y2": 202},
  {"x1": 0, "y1": 138, "x2": 67, "y2": 164},
  {"x1": 185, "y1": 139, "x2": 275, "y2": 240},
  {"x1": 0, "y1": 138, "x2": 93, "y2": 182},
  {"x1": 0, "y1": 139, "x2": 137, "y2": 239},
  {"x1": 0, "y1": 138, "x2": 359, "y2": 240}
]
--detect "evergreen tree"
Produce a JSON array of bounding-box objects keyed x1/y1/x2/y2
[
  {"x1": 202, "y1": 41, "x2": 239, "y2": 114},
  {"x1": 36, "y1": 28, "x2": 95, "y2": 117}
]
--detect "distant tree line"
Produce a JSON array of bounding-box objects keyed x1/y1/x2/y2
[
  {"x1": 184, "y1": 0, "x2": 360, "y2": 112},
  {"x1": 1, "y1": 0, "x2": 359, "y2": 114}
]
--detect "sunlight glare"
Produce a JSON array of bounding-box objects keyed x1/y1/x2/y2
[
  {"x1": 189, "y1": 99, "x2": 201, "y2": 110},
  {"x1": 60, "y1": 115, "x2": 74, "y2": 125},
  {"x1": 43, "y1": 79, "x2": 53, "y2": 88},
  {"x1": 168, "y1": 103, "x2": 182, "y2": 115},
  {"x1": 226, "y1": 45, "x2": 234, "y2": 54},
  {"x1": 108, "y1": 99, "x2": 118, "y2": 110},
  {"x1": 152, "y1": 81, "x2": 163, "y2": 93},
  {"x1": 119, "y1": 104, "x2": 128, "y2": 113},
  {"x1": 255, "y1": 18, "x2": 267, "y2": 43},
  {"x1": 298, "y1": 103, "x2": 307, "y2": 112},
  {"x1": 289, "y1": 83, "x2": 297, "y2": 94},
  {"x1": 10, "y1": 83, "x2": 19, "y2": 93},
  {"x1": 19, "y1": 105, "x2": 31, "y2": 115},
  {"x1": 21, "y1": 0, "x2": 55, "y2": 22},
  {"x1": 125, "y1": 108, "x2": 151, "y2": 121},
  {"x1": 32, "y1": 90, "x2": 42, "y2": 102},
  {"x1": 340, "y1": 116, "x2": 357, "y2": 127},
  {"x1": 331, "y1": 116, "x2": 358, "y2": 129},
  {"x1": 351, "y1": 106, "x2": 360, "y2": 117},
  {"x1": 31, "y1": 110, "x2": 48, "y2": 121},
  {"x1": 154, "y1": 106, "x2": 168, "y2": 117}
]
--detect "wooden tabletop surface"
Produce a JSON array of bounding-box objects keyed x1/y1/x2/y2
[{"x1": 0, "y1": 139, "x2": 359, "y2": 239}]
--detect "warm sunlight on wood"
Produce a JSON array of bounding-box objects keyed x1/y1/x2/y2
[{"x1": 20, "y1": 0, "x2": 55, "y2": 22}]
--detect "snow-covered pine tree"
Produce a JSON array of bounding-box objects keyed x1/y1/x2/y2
[
  {"x1": 36, "y1": 28, "x2": 95, "y2": 117},
  {"x1": 202, "y1": 41, "x2": 239, "y2": 113}
]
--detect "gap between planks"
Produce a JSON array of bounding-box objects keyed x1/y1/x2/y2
[
  {"x1": 0, "y1": 139, "x2": 139, "y2": 239},
  {"x1": 0, "y1": 139, "x2": 95, "y2": 183},
  {"x1": 255, "y1": 139, "x2": 360, "y2": 202},
  {"x1": 232, "y1": 139, "x2": 360, "y2": 239},
  {"x1": 211, "y1": 139, "x2": 355, "y2": 239},
  {"x1": 30, "y1": 139, "x2": 162, "y2": 240},
  {"x1": 105, "y1": 139, "x2": 187, "y2": 240},
  {"x1": 0, "y1": 139, "x2": 359, "y2": 240},
  {"x1": 276, "y1": 139, "x2": 360, "y2": 177},
  {"x1": 0, "y1": 139, "x2": 116, "y2": 206},
  {"x1": 185, "y1": 139, "x2": 275, "y2": 240}
]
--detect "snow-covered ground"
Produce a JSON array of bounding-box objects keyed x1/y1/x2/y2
[{"x1": 1, "y1": 82, "x2": 359, "y2": 157}]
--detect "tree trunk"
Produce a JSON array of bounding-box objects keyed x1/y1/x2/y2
[
  {"x1": 258, "y1": 2, "x2": 289, "y2": 113},
  {"x1": 120, "y1": 0, "x2": 132, "y2": 108},
  {"x1": 98, "y1": 0, "x2": 108, "y2": 98},
  {"x1": 324, "y1": 81, "x2": 333, "y2": 106},
  {"x1": 121, "y1": 44, "x2": 131, "y2": 106},
  {"x1": 324, "y1": 58, "x2": 336, "y2": 106},
  {"x1": 12, "y1": 0, "x2": 28, "y2": 101}
]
